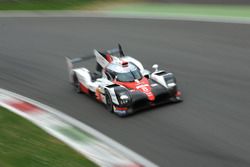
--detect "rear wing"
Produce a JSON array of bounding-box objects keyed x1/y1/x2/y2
[
  {"x1": 65, "y1": 55, "x2": 94, "y2": 83},
  {"x1": 106, "y1": 44, "x2": 125, "y2": 57},
  {"x1": 66, "y1": 44, "x2": 125, "y2": 82},
  {"x1": 94, "y1": 44, "x2": 126, "y2": 68}
]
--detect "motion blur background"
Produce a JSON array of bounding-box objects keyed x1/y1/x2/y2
[
  {"x1": 148, "y1": 0, "x2": 250, "y2": 4},
  {"x1": 1, "y1": 0, "x2": 250, "y2": 10},
  {"x1": 1, "y1": 0, "x2": 250, "y2": 167}
]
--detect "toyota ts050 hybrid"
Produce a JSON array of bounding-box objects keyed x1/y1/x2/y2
[{"x1": 66, "y1": 44, "x2": 182, "y2": 117}]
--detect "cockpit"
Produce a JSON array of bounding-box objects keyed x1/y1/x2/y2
[{"x1": 105, "y1": 62, "x2": 143, "y2": 82}]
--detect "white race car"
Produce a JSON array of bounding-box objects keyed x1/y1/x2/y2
[{"x1": 66, "y1": 44, "x2": 182, "y2": 117}]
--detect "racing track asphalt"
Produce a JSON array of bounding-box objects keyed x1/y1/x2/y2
[{"x1": 0, "y1": 17, "x2": 250, "y2": 167}]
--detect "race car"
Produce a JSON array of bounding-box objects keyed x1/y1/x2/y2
[{"x1": 66, "y1": 44, "x2": 182, "y2": 117}]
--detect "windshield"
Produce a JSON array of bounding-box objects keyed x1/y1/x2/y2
[{"x1": 116, "y1": 69, "x2": 142, "y2": 82}]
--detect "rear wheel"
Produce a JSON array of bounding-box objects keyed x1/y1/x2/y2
[{"x1": 73, "y1": 74, "x2": 81, "y2": 94}]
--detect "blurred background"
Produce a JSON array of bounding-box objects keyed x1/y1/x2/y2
[
  {"x1": 0, "y1": 0, "x2": 250, "y2": 10},
  {"x1": 1, "y1": 0, "x2": 250, "y2": 19},
  {"x1": 1, "y1": 0, "x2": 250, "y2": 167}
]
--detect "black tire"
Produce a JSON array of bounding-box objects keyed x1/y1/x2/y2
[
  {"x1": 73, "y1": 74, "x2": 81, "y2": 94},
  {"x1": 105, "y1": 90, "x2": 114, "y2": 113}
]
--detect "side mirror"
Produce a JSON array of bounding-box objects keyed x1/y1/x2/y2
[{"x1": 152, "y1": 64, "x2": 159, "y2": 72}]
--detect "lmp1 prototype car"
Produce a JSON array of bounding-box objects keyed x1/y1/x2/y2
[{"x1": 66, "y1": 44, "x2": 182, "y2": 117}]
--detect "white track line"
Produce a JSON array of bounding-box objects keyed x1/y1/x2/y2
[{"x1": 0, "y1": 11, "x2": 250, "y2": 24}]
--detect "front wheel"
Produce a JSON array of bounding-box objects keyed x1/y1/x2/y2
[{"x1": 105, "y1": 90, "x2": 114, "y2": 113}]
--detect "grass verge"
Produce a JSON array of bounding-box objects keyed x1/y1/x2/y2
[
  {"x1": 0, "y1": 0, "x2": 135, "y2": 10},
  {"x1": 111, "y1": 3, "x2": 250, "y2": 18},
  {"x1": 0, "y1": 0, "x2": 93, "y2": 10},
  {"x1": 0, "y1": 107, "x2": 97, "y2": 167},
  {"x1": 1, "y1": 0, "x2": 250, "y2": 19}
]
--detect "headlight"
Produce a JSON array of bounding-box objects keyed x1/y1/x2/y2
[
  {"x1": 167, "y1": 83, "x2": 176, "y2": 87},
  {"x1": 119, "y1": 94, "x2": 130, "y2": 105},
  {"x1": 120, "y1": 95, "x2": 129, "y2": 100}
]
